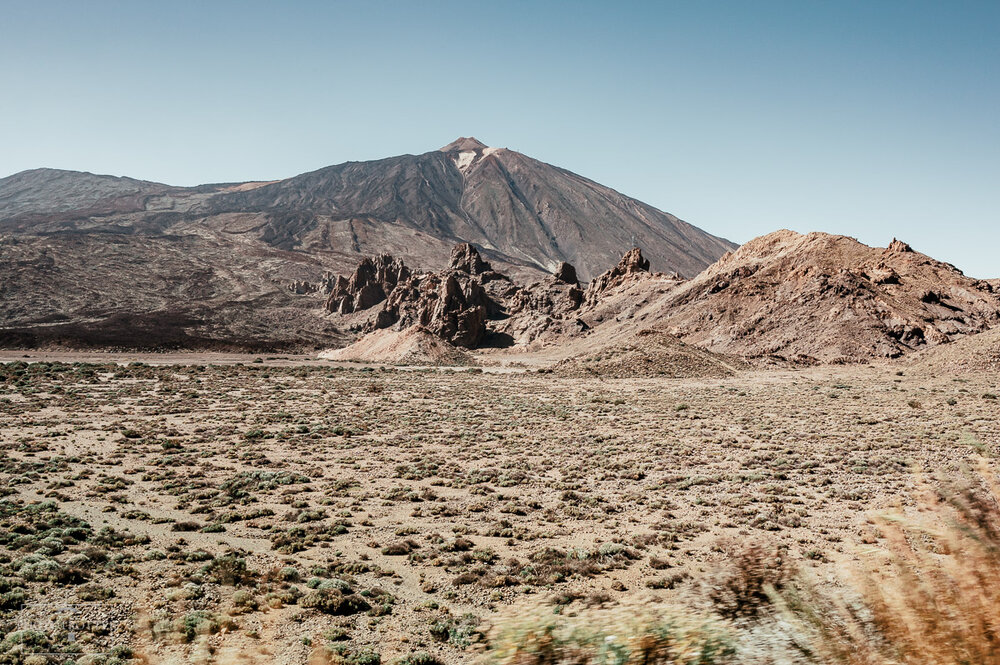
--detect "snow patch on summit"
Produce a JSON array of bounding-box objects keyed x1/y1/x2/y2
[
  {"x1": 453, "y1": 146, "x2": 503, "y2": 172},
  {"x1": 455, "y1": 151, "x2": 476, "y2": 171}
]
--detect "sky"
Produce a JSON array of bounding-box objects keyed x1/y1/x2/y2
[{"x1": 1, "y1": 1, "x2": 997, "y2": 277}]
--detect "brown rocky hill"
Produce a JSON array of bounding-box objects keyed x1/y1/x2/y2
[
  {"x1": 0, "y1": 139, "x2": 734, "y2": 349},
  {"x1": 625, "y1": 230, "x2": 1000, "y2": 363},
  {"x1": 275, "y1": 233, "x2": 1000, "y2": 368}
]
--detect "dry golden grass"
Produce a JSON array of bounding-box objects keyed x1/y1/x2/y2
[
  {"x1": 486, "y1": 463, "x2": 1000, "y2": 665},
  {"x1": 486, "y1": 604, "x2": 736, "y2": 665},
  {"x1": 769, "y1": 461, "x2": 1000, "y2": 665}
]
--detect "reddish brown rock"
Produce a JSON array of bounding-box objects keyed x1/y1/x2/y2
[
  {"x1": 885, "y1": 238, "x2": 914, "y2": 254},
  {"x1": 449, "y1": 242, "x2": 491, "y2": 275},
  {"x1": 650, "y1": 230, "x2": 1000, "y2": 363},
  {"x1": 324, "y1": 254, "x2": 410, "y2": 314},
  {"x1": 585, "y1": 248, "x2": 652, "y2": 304},
  {"x1": 366, "y1": 245, "x2": 495, "y2": 347},
  {"x1": 327, "y1": 244, "x2": 590, "y2": 348},
  {"x1": 554, "y1": 261, "x2": 578, "y2": 285}
]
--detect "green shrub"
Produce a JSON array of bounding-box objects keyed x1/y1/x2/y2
[
  {"x1": 487, "y1": 606, "x2": 736, "y2": 664},
  {"x1": 155, "y1": 610, "x2": 233, "y2": 643},
  {"x1": 429, "y1": 613, "x2": 482, "y2": 647},
  {"x1": 201, "y1": 553, "x2": 256, "y2": 586},
  {"x1": 301, "y1": 587, "x2": 370, "y2": 615}
]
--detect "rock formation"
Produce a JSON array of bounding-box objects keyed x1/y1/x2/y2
[
  {"x1": 288, "y1": 280, "x2": 319, "y2": 295},
  {"x1": 324, "y1": 254, "x2": 410, "y2": 315},
  {"x1": 324, "y1": 243, "x2": 588, "y2": 348},
  {"x1": 553, "y1": 262, "x2": 578, "y2": 285},
  {"x1": 585, "y1": 248, "x2": 652, "y2": 304},
  {"x1": 370, "y1": 265, "x2": 491, "y2": 347},
  {"x1": 448, "y1": 242, "x2": 492, "y2": 275}
]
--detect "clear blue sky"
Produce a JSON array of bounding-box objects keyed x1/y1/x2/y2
[{"x1": 2, "y1": 1, "x2": 997, "y2": 277}]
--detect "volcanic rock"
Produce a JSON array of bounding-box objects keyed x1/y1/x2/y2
[
  {"x1": 585, "y1": 248, "x2": 652, "y2": 304},
  {"x1": 885, "y1": 238, "x2": 913, "y2": 254},
  {"x1": 648, "y1": 230, "x2": 1000, "y2": 362},
  {"x1": 324, "y1": 254, "x2": 410, "y2": 314},
  {"x1": 327, "y1": 244, "x2": 590, "y2": 348},
  {"x1": 0, "y1": 138, "x2": 736, "y2": 349},
  {"x1": 448, "y1": 242, "x2": 492, "y2": 276},
  {"x1": 554, "y1": 262, "x2": 578, "y2": 285},
  {"x1": 364, "y1": 245, "x2": 497, "y2": 347}
]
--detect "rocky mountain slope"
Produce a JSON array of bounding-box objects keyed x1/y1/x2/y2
[
  {"x1": 197, "y1": 137, "x2": 734, "y2": 280},
  {"x1": 906, "y1": 326, "x2": 1000, "y2": 374},
  {"x1": 0, "y1": 139, "x2": 734, "y2": 349},
  {"x1": 584, "y1": 231, "x2": 1000, "y2": 364},
  {"x1": 0, "y1": 168, "x2": 173, "y2": 223}
]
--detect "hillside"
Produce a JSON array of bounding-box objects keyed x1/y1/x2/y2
[
  {"x1": 199, "y1": 137, "x2": 735, "y2": 280},
  {"x1": 0, "y1": 139, "x2": 734, "y2": 349},
  {"x1": 0, "y1": 168, "x2": 173, "y2": 223},
  {"x1": 632, "y1": 230, "x2": 1000, "y2": 363}
]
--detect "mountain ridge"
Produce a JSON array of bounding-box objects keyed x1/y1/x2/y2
[
  {"x1": 0, "y1": 138, "x2": 736, "y2": 349},
  {"x1": 0, "y1": 138, "x2": 735, "y2": 280}
]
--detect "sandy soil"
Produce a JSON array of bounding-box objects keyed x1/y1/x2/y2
[{"x1": 1, "y1": 354, "x2": 998, "y2": 664}]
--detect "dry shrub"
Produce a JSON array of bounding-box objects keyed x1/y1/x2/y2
[
  {"x1": 486, "y1": 604, "x2": 736, "y2": 664},
  {"x1": 775, "y1": 461, "x2": 1000, "y2": 664},
  {"x1": 706, "y1": 542, "x2": 791, "y2": 620},
  {"x1": 487, "y1": 463, "x2": 1000, "y2": 665}
]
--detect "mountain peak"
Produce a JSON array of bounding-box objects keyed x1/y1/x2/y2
[{"x1": 439, "y1": 137, "x2": 488, "y2": 152}]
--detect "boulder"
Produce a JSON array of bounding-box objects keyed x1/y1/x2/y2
[{"x1": 554, "y1": 261, "x2": 578, "y2": 285}]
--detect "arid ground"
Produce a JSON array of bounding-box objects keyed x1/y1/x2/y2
[{"x1": 1, "y1": 351, "x2": 998, "y2": 664}]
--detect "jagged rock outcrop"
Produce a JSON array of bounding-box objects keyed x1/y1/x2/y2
[
  {"x1": 367, "y1": 244, "x2": 496, "y2": 347},
  {"x1": 493, "y1": 267, "x2": 588, "y2": 344},
  {"x1": 448, "y1": 242, "x2": 492, "y2": 275},
  {"x1": 369, "y1": 275, "x2": 487, "y2": 348},
  {"x1": 324, "y1": 254, "x2": 411, "y2": 314},
  {"x1": 554, "y1": 262, "x2": 578, "y2": 285},
  {"x1": 288, "y1": 280, "x2": 319, "y2": 295},
  {"x1": 885, "y1": 238, "x2": 913, "y2": 254},
  {"x1": 585, "y1": 248, "x2": 652, "y2": 304},
  {"x1": 325, "y1": 243, "x2": 588, "y2": 348}
]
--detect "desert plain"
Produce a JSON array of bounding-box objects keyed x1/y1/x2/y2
[{"x1": 2, "y1": 335, "x2": 998, "y2": 664}]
